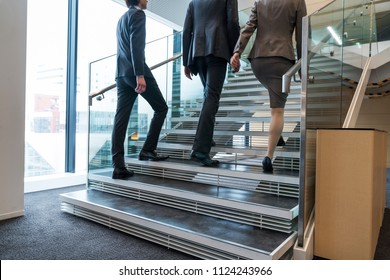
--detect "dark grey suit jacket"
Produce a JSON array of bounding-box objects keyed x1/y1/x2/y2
[
  {"x1": 234, "y1": 0, "x2": 307, "y2": 62},
  {"x1": 116, "y1": 6, "x2": 153, "y2": 79},
  {"x1": 182, "y1": 0, "x2": 240, "y2": 74}
]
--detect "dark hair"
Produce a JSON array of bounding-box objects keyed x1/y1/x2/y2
[{"x1": 125, "y1": 0, "x2": 139, "y2": 7}]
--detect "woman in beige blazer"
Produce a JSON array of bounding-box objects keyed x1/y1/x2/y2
[{"x1": 231, "y1": 0, "x2": 307, "y2": 173}]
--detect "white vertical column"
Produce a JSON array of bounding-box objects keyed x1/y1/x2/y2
[{"x1": 0, "y1": 0, "x2": 27, "y2": 220}]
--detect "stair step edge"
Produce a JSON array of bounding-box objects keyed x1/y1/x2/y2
[
  {"x1": 60, "y1": 190, "x2": 297, "y2": 259},
  {"x1": 88, "y1": 173, "x2": 299, "y2": 220},
  {"x1": 123, "y1": 158, "x2": 300, "y2": 185}
]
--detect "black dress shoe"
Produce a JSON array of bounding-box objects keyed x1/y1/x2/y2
[
  {"x1": 112, "y1": 167, "x2": 134, "y2": 179},
  {"x1": 211, "y1": 140, "x2": 216, "y2": 147},
  {"x1": 190, "y1": 151, "x2": 219, "y2": 167},
  {"x1": 262, "y1": 156, "x2": 273, "y2": 173},
  {"x1": 138, "y1": 150, "x2": 169, "y2": 161},
  {"x1": 277, "y1": 136, "x2": 286, "y2": 146}
]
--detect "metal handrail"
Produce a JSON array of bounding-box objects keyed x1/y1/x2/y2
[
  {"x1": 282, "y1": 59, "x2": 301, "y2": 94},
  {"x1": 281, "y1": 15, "x2": 340, "y2": 94},
  {"x1": 282, "y1": 49, "x2": 319, "y2": 94},
  {"x1": 88, "y1": 53, "x2": 182, "y2": 105},
  {"x1": 342, "y1": 56, "x2": 372, "y2": 128}
]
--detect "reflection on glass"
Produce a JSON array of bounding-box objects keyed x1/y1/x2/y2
[
  {"x1": 77, "y1": 0, "x2": 126, "y2": 173},
  {"x1": 87, "y1": 23, "x2": 204, "y2": 172},
  {"x1": 298, "y1": 0, "x2": 384, "y2": 247},
  {"x1": 303, "y1": 0, "x2": 380, "y2": 130}
]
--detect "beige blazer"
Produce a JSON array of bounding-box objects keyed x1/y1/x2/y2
[{"x1": 234, "y1": 0, "x2": 307, "y2": 61}]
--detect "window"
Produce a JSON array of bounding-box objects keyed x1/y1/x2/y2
[
  {"x1": 25, "y1": 0, "x2": 176, "y2": 181},
  {"x1": 25, "y1": 0, "x2": 69, "y2": 177}
]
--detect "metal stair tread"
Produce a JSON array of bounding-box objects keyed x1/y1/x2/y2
[
  {"x1": 88, "y1": 171, "x2": 298, "y2": 218},
  {"x1": 124, "y1": 157, "x2": 299, "y2": 185},
  {"x1": 60, "y1": 189, "x2": 297, "y2": 259},
  {"x1": 219, "y1": 93, "x2": 301, "y2": 101},
  {"x1": 142, "y1": 142, "x2": 301, "y2": 157},
  {"x1": 184, "y1": 104, "x2": 301, "y2": 111},
  {"x1": 227, "y1": 75, "x2": 258, "y2": 82},
  {"x1": 222, "y1": 85, "x2": 302, "y2": 93},
  {"x1": 223, "y1": 80, "x2": 263, "y2": 87},
  {"x1": 171, "y1": 116, "x2": 301, "y2": 122},
  {"x1": 161, "y1": 129, "x2": 300, "y2": 138}
]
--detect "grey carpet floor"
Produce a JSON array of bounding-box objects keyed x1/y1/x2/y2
[
  {"x1": 0, "y1": 185, "x2": 195, "y2": 260},
  {"x1": 374, "y1": 208, "x2": 390, "y2": 259},
  {"x1": 1, "y1": 180, "x2": 389, "y2": 260}
]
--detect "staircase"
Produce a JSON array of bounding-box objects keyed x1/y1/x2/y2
[
  {"x1": 59, "y1": 0, "x2": 390, "y2": 260},
  {"x1": 60, "y1": 65, "x2": 303, "y2": 260}
]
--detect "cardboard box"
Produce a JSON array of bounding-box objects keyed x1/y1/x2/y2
[{"x1": 314, "y1": 129, "x2": 387, "y2": 260}]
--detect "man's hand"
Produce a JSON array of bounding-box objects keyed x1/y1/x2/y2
[
  {"x1": 230, "y1": 53, "x2": 240, "y2": 73},
  {"x1": 184, "y1": 66, "x2": 193, "y2": 80},
  {"x1": 135, "y1": 76, "x2": 146, "y2": 93}
]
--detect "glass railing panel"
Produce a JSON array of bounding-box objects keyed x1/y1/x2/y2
[
  {"x1": 343, "y1": 1, "x2": 377, "y2": 47},
  {"x1": 87, "y1": 53, "x2": 116, "y2": 171},
  {"x1": 87, "y1": 32, "x2": 204, "y2": 173},
  {"x1": 302, "y1": 0, "x2": 381, "y2": 131},
  {"x1": 375, "y1": 0, "x2": 390, "y2": 48},
  {"x1": 306, "y1": 0, "x2": 347, "y2": 128},
  {"x1": 87, "y1": 6, "x2": 267, "y2": 175},
  {"x1": 297, "y1": 0, "x2": 346, "y2": 247},
  {"x1": 297, "y1": 0, "x2": 383, "y2": 246}
]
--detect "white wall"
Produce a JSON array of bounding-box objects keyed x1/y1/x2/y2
[
  {"x1": 240, "y1": 0, "x2": 332, "y2": 14},
  {"x1": 0, "y1": 0, "x2": 27, "y2": 220},
  {"x1": 113, "y1": 0, "x2": 331, "y2": 30},
  {"x1": 240, "y1": 0, "x2": 333, "y2": 15}
]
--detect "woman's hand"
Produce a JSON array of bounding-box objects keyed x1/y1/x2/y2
[{"x1": 230, "y1": 53, "x2": 240, "y2": 72}]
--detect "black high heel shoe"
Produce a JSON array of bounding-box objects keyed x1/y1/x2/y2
[
  {"x1": 277, "y1": 136, "x2": 286, "y2": 146},
  {"x1": 262, "y1": 156, "x2": 273, "y2": 173}
]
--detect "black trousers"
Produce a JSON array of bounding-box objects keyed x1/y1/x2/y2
[
  {"x1": 111, "y1": 76, "x2": 168, "y2": 168},
  {"x1": 192, "y1": 55, "x2": 227, "y2": 154}
]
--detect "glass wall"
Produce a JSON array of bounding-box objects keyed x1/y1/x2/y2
[
  {"x1": 87, "y1": 32, "x2": 199, "y2": 171},
  {"x1": 25, "y1": 0, "x2": 69, "y2": 177},
  {"x1": 25, "y1": 0, "x2": 176, "y2": 178},
  {"x1": 77, "y1": 0, "x2": 176, "y2": 172}
]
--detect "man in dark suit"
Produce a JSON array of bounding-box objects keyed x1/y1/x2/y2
[
  {"x1": 111, "y1": 0, "x2": 169, "y2": 180},
  {"x1": 183, "y1": 0, "x2": 240, "y2": 167}
]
